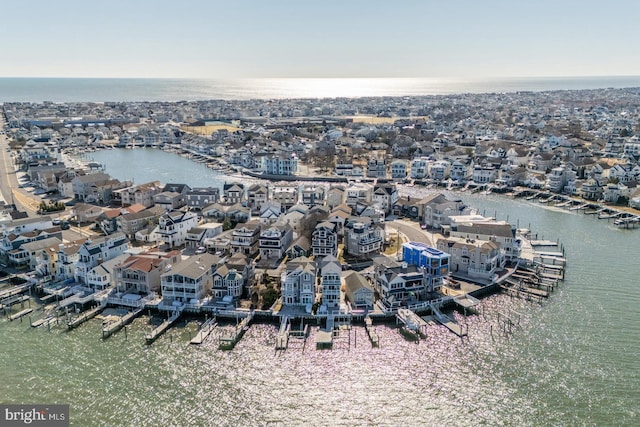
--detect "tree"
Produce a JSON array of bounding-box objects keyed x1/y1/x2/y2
[{"x1": 222, "y1": 216, "x2": 232, "y2": 231}]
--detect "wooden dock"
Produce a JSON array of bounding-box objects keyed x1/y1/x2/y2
[
  {"x1": 0, "y1": 295, "x2": 30, "y2": 312},
  {"x1": 219, "y1": 311, "x2": 254, "y2": 350},
  {"x1": 275, "y1": 316, "x2": 290, "y2": 350},
  {"x1": 190, "y1": 317, "x2": 217, "y2": 345},
  {"x1": 101, "y1": 307, "x2": 144, "y2": 339},
  {"x1": 364, "y1": 315, "x2": 379, "y2": 347},
  {"x1": 67, "y1": 304, "x2": 105, "y2": 330},
  {"x1": 431, "y1": 305, "x2": 468, "y2": 337},
  {"x1": 9, "y1": 308, "x2": 33, "y2": 321},
  {"x1": 145, "y1": 311, "x2": 181, "y2": 345}
]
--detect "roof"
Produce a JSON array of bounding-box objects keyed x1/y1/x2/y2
[{"x1": 343, "y1": 271, "x2": 373, "y2": 295}]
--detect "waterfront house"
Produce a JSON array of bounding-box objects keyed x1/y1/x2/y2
[
  {"x1": 85, "y1": 253, "x2": 129, "y2": 291},
  {"x1": 449, "y1": 219, "x2": 520, "y2": 262},
  {"x1": 156, "y1": 210, "x2": 199, "y2": 248},
  {"x1": 261, "y1": 153, "x2": 298, "y2": 175},
  {"x1": 258, "y1": 223, "x2": 293, "y2": 261},
  {"x1": 580, "y1": 178, "x2": 603, "y2": 201},
  {"x1": 312, "y1": 221, "x2": 339, "y2": 257},
  {"x1": 153, "y1": 184, "x2": 190, "y2": 211},
  {"x1": 410, "y1": 157, "x2": 430, "y2": 179},
  {"x1": 185, "y1": 187, "x2": 219, "y2": 211},
  {"x1": 16, "y1": 236, "x2": 62, "y2": 276},
  {"x1": 1, "y1": 227, "x2": 61, "y2": 259},
  {"x1": 247, "y1": 184, "x2": 269, "y2": 213},
  {"x1": 429, "y1": 160, "x2": 450, "y2": 181},
  {"x1": 55, "y1": 239, "x2": 86, "y2": 282},
  {"x1": 211, "y1": 263, "x2": 244, "y2": 299},
  {"x1": 366, "y1": 157, "x2": 387, "y2": 178},
  {"x1": 114, "y1": 249, "x2": 182, "y2": 298},
  {"x1": 343, "y1": 270, "x2": 374, "y2": 309},
  {"x1": 390, "y1": 160, "x2": 408, "y2": 180},
  {"x1": 74, "y1": 232, "x2": 129, "y2": 284},
  {"x1": 223, "y1": 183, "x2": 245, "y2": 204},
  {"x1": 373, "y1": 257, "x2": 430, "y2": 310},
  {"x1": 401, "y1": 241, "x2": 450, "y2": 291},
  {"x1": 161, "y1": 253, "x2": 215, "y2": 307},
  {"x1": 113, "y1": 181, "x2": 162, "y2": 208},
  {"x1": 201, "y1": 203, "x2": 227, "y2": 222},
  {"x1": 319, "y1": 255, "x2": 342, "y2": 310},
  {"x1": 450, "y1": 159, "x2": 469, "y2": 182},
  {"x1": 281, "y1": 256, "x2": 317, "y2": 307},
  {"x1": 436, "y1": 238, "x2": 505, "y2": 283},
  {"x1": 230, "y1": 220, "x2": 261, "y2": 256},
  {"x1": 472, "y1": 164, "x2": 498, "y2": 184}
]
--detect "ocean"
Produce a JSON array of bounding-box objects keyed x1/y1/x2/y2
[{"x1": 1, "y1": 76, "x2": 640, "y2": 102}]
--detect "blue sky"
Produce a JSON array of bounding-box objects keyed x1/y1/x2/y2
[{"x1": 2, "y1": 0, "x2": 638, "y2": 78}]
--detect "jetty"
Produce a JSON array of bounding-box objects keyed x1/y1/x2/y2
[
  {"x1": 101, "y1": 307, "x2": 144, "y2": 339},
  {"x1": 218, "y1": 311, "x2": 254, "y2": 350},
  {"x1": 145, "y1": 310, "x2": 182, "y2": 345},
  {"x1": 190, "y1": 316, "x2": 218, "y2": 345}
]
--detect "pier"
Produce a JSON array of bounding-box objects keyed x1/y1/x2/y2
[
  {"x1": 275, "y1": 316, "x2": 290, "y2": 350},
  {"x1": 9, "y1": 308, "x2": 33, "y2": 321},
  {"x1": 431, "y1": 304, "x2": 468, "y2": 337},
  {"x1": 396, "y1": 308, "x2": 428, "y2": 336},
  {"x1": 190, "y1": 316, "x2": 217, "y2": 345},
  {"x1": 218, "y1": 311, "x2": 254, "y2": 350},
  {"x1": 101, "y1": 307, "x2": 144, "y2": 339},
  {"x1": 145, "y1": 310, "x2": 182, "y2": 345},
  {"x1": 364, "y1": 315, "x2": 379, "y2": 347},
  {"x1": 67, "y1": 303, "x2": 105, "y2": 330}
]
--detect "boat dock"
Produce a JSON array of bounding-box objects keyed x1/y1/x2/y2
[
  {"x1": 364, "y1": 315, "x2": 379, "y2": 347},
  {"x1": 1, "y1": 295, "x2": 30, "y2": 313},
  {"x1": 145, "y1": 311, "x2": 182, "y2": 345},
  {"x1": 67, "y1": 303, "x2": 105, "y2": 330},
  {"x1": 218, "y1": 311, "x2": 254, "y2": 350},
  {"x1": 431, "y1": 304, "x2": 468, "y2": 337},
  {"x1": 396, "y1": 308, "x2": 428, "y2": 335},
  {"x1": 275, "y1": 316, "x2": 290, "y2": 350},
  {"x1": 101, "y1": 307, "x2": 144, "y2": 339},
  {"x1": 190, "y1": 316, "x2": 217, "y2": 345},
  {"x1": 9, "y1": 308, "x2": 33, "y2": 321}
]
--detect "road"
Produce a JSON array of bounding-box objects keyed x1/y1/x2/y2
[
  {"x1": 388, "y1": 219, "x2": 437, "y2": 247},
  {"x1": 0, "y1": 116, "x2": 42, "y2": 215}
]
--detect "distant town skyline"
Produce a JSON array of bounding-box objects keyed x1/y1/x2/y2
[{"x1": 2, "y1": 0, "x2": 639, "y2": 79}]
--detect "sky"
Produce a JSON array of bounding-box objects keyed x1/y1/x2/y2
[{"x1": 1, "y1": 0, "x2": 639, "y2": 79}]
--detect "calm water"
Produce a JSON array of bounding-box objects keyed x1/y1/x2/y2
[
  {"x1": 1, "y1": 150, "x2": 638, "y2": 426},
  {"x1": 1, "y1": 76, "x2": 640, "y2": 102}
]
